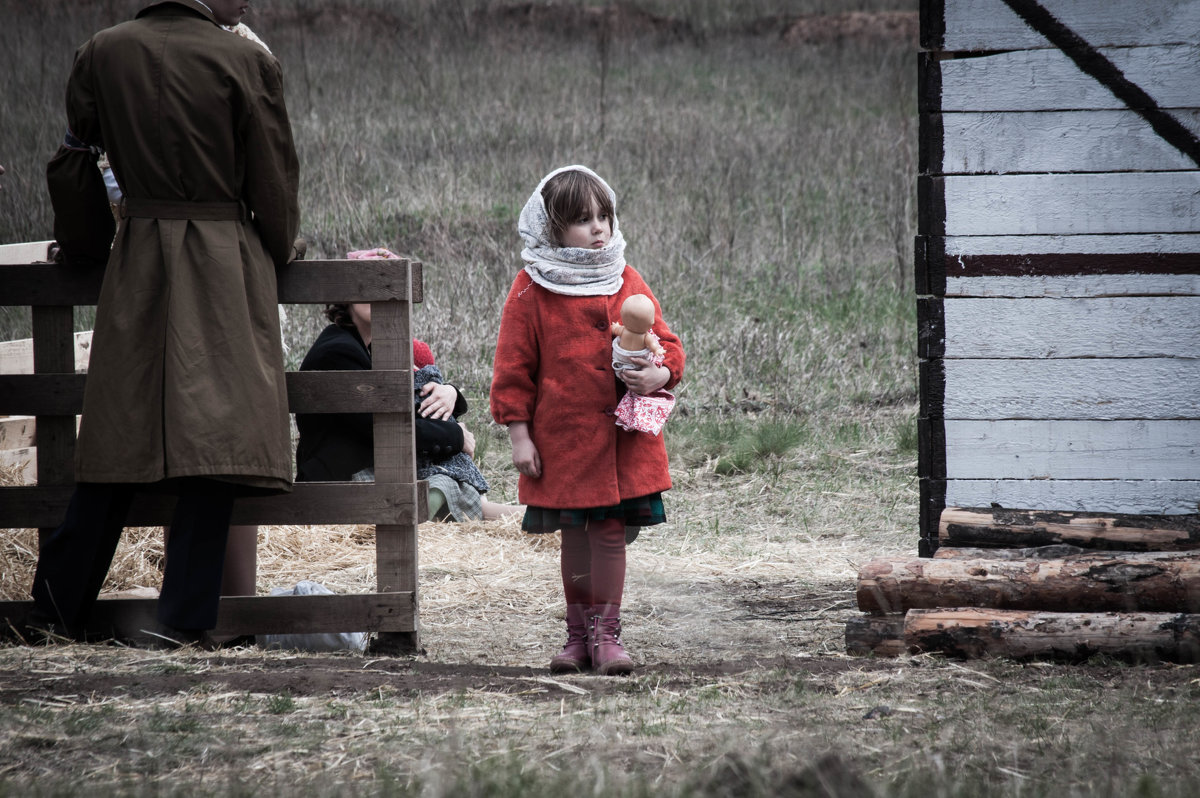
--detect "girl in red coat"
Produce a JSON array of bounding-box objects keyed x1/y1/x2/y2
[{"x1": 491, "y1": 166, "x2": 685, "y2": 675}]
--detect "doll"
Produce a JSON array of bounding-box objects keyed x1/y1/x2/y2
[
  {"x1": 611, "y1": 294, "x2": 675, "y2": 435},
  {"x1": 611, "y1": 294, "x2": 665, "y2": 360}
]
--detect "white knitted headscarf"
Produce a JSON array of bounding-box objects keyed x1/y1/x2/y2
[{"x1": 519, "y1": 165, "x2": 627, "y2": 296}]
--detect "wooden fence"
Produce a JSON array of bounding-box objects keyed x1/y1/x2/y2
[{"x1": 0, "y1": 243, "x2": 425, "y2": 653}]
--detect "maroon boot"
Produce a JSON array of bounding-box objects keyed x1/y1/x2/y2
[
  {"x1": 589, "y1": 605, "x2": 634, "y2": 676},
  {"x1": 549, "y1": 604, "x2": 591, "y2": 673}
]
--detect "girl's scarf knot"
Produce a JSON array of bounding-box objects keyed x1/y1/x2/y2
[{"x1": 518, "y1": 164, "x2": 626, "y2": 296}]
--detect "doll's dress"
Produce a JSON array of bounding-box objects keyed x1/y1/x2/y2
[{"x1": 611, "y1": 333, "x2": 675, "y2": 435}]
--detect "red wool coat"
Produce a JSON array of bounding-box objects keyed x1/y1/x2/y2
[{"x1": 490, "y1": 266, "x2": 684, "y2": 509}]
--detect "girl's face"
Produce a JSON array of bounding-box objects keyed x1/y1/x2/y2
[{"x1": 558, "y1": 199, "x2": 612, "y2": 249}]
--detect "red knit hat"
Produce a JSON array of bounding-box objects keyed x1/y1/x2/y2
[{"x1": 412, "y1": 338, "x2": 435, "y2": 369}]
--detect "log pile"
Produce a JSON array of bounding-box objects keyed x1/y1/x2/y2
[{"x1": 846, "y1": 507, "x2": 1200, "y2": 663}]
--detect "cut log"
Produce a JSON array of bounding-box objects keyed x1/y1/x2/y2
[
  {"x1": 844, "y1": 615, "x2": 905, "y2": 657},
  {"x1": 904, "y1": 608, "x2": 1200, "y2": 663},
  {"x1": 933, "y1": 545, "x2": 1088, "y2": 560},
  {"x1": 856, "y1": 552, "x2": 1200, "y2": 615},
  {"x1": 939, "y1": 507, "x2": 1200, "y2": 552}
]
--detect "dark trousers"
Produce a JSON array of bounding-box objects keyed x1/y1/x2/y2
[{"x1": 31, "y1": 479, "x2": 236, "y2": 634}]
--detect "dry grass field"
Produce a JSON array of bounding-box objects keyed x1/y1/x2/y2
[{"x1": 1, "y1": 1, "x2": 1198, "y2": 796}]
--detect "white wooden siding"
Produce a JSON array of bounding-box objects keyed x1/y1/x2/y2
[
  {"x1": 943, "y1": 359, "x2": 1200, "y2": 421},
  {"x1": 940, "y1": 110, "x2": 1200, "y2": 174},
  {"x1": 932, "y1": 0, "x2": 1200, "y2": 51},
  {"x1": 945, "y1": 420, "x2": 1198, "y2": 480},
  {"x1": 943, "y1": 298, "x2": 1200, "y2": 359},
  {"x1": 945, "y1": 480, "x2": 1200, "y2": 515},
  {"x1": 941, "y1": 173, "x2": 1200, "y2": 236},
  {"x1": 937, "y1": 45, "x2": 1197, "y2": 112}
]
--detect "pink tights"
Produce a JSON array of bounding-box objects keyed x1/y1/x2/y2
[{"x1": 560, "y1": 518, "x2": 626, "y2": 608}]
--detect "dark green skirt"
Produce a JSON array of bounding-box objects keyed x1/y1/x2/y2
[{"x1": 521, "y1": 492, "x2": 666, "y2": 535}]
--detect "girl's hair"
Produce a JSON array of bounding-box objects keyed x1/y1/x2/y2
[
  {"x1": 324, "y1": 303, "x2": 353, "y2": 327},
  {"x1": 541, "y1": 169, "x2": 615, "y2": 246}
]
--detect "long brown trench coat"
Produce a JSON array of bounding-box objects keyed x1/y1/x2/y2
[{"x1": 47, "y1": 0, "x2": 301, "y2": 492}]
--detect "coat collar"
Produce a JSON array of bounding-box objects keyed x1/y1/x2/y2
[{"x1": 136, "y1": 0, "x2": 219, "y2": 25}]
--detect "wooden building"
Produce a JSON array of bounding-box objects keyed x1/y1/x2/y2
[{"x1": 916, "y1": 0, "x2": 1200, "y2": 556}]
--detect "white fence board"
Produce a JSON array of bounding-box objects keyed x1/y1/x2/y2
[
  {"x1": 933, "y1": 0, "x2": 1200, "y2": 51},
  {"x1": 939, "y1": 110, "x2": 1200, "y2": 174},
  {"x1": 941, "y1": 173, "x2": 1200, "y2": 236},
  {"x1": 0, "y1": 331, "x2": 93, "y2": 374},
  {"x1": 943, "y1": 358, "x2": 1200, "y2": 420},
  {"x1": 0, "y1": 241, "x2": 53, "y2": 265},
  {"x1": 945, "y1": 420, "x2": 1199, "y2": 480},
  {"x1": 936, "y1": 45, "x2": 1198, "y2": 112},
  {"x1": 943, "y1": 297, "x2": 1200, "y2": 358},
  {"x1": 944, "y1": 479, "x2": 1200, "y2": 515}
]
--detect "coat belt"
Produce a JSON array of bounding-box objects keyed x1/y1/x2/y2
[{"x1": 120, "y1": 197, "x2": 246, "y2": 221}]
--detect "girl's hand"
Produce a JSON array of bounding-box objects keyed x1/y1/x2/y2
[
  {"x1": 419, "y1": 382, "x2": 457, "y2": 420},
  {"x1": 508, "y1": 421, "x2": 542, "y2": 479},
  {"x1": 458, "y1": 423, "x2": 476, "y2": 458},
  {"x1": 618, "y1": 356, "x2": 670, "y2": 395}
]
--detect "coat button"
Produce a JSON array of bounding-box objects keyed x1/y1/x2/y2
[
  {"x1": 603, "y1": 406, "x2": 615, "y2": 416},
  {"x1": 596, "y1": 320, "x2": 608, "y2": 330}
]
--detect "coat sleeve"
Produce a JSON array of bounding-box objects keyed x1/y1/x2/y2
[
  {"x1": 490, "y1": 273, "x2": 541, "y2": 425},
  {"x1": 46, "y1": 39, "x2": 114, "y2": 267},
  {"x1": 243, "y1": 53, "x2": 300, "y2": 267}
]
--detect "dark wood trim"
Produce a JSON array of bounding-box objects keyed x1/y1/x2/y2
[
  {"x1": 918, "y1": 415, "x2": 946, "y2": 482},
  {"x1": 916, "y1": 297, "x2": 945, "y2": 359},
  {"x1": 0, "y1": 370, "x2": 417, "y2": 416},
  {"x1": 920, "y1": 478, "x2": 946, "y2": 557},
  {"x1": 918, "y1": 250, "x2": 1200, "y2": 286},
  {"x1": 916, "y1": 175, "x2": 945, "y2": 237},
  {"x1": 0, "y1": 593, "x2": 416, "y2": 641},
  {"x1": 918, "y1": 359, "x2": 945, "y2": 420},
  {"x1": 0, "y1": 482, "x2": 420, "y2": 528},
  {"x1": 917, "y1": 52, "x2": 943, "y2": 115},
  {"x1": 918, "y1": 112, "x2": 945, "y2": 177},
  {"x1": 919, "y1": 0, "x2": 945, "y2": 51},
  {"x1": 0, "y1": 259, "x2": 423, "y2": 307}
]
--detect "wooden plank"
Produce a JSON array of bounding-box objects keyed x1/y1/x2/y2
[
  {"x1": 940, "y1": 297, "x2": 1200, "y2": 359},
  {"x1": 0, "y1": 241, "x2": 53, "y2": 264},
  {"x1": 933, "y1": 110, "x2": 1200, "y2": 175},
  {"x1": 926, "y1": 45, "x2": 1198, "y2": 112},
  {"x1": 942, "y1": 358, "x2": 1200, "y2": 420},
  {"x1": 0, "y1": 482, "x2": 420, "y2": 528},
  {"x1": 944, "y1": 273, "x2": 1200, "y2": 299},
  {"x1": 368, "y1": 295, "x2": 421, "y2": 654},
  {"x1": 939, "y1": 506, "x2": 1200, "y2": 551},
  {"x1": 0, "y1": 593, "x2": 416, "y2": 640},
  {"x1": 0, "y1": 369, "x2": 416, "y2": 416},
  {"x1": 925, "y1": 0, "x2": 1200, "y2": 51},
  {"x1": 929, "y1": 173, "x2": 1200, "y2": 237},
  {"x1": 0, "y1": 258, "x2": 422, "y2": 307},
  {"x1": 944, "y1": 479, "x2": 1200, "y2": 516},
  {"x1": 945, "y1": 420, "x2": 1200, "y2": 481}
]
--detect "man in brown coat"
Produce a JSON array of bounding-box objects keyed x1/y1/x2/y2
[{"x1": 30, "y1": 0, "x2": 301, "y2": 644}]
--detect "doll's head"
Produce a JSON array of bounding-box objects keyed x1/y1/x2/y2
[
  {"x1": 541, "y1": 169, "x2": 616, "y2": 248},
  {"x1": 620, "y1": 294, "x2": 655, "y2": 335}
]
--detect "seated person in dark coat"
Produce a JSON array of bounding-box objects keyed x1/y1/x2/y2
[{"x1": 295, "y1": 302, "x2": 520, "y2": 521}]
